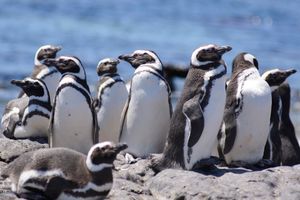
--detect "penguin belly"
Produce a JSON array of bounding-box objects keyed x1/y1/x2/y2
[
  {"x1": 14, "y1": 115, "x2": 49, "y2": 138},
  {"x1": 120, "y1": 73, "x2": 170, "y2": 157},
  {"x1": 97, "y1": 82, "x2": 128, "y2": 143},
  {"x1": 14, "y1": 105, "x2": 50, "y2": 138},
  {"x1": 36, "y1": 68, "x2": 61, "y2": 104},
  {"x1": 225, "y1": 79, "x2": 271, "y2": 164},
  {"x1": 184, "y1": 76, "x2": 226, "y2": 169},
  {"x1": 52, "y1": 87, "x2": 94, "y2": 154}
]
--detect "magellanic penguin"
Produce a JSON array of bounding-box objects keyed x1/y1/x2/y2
[
  {"x1": 262, "y1": 68, "x2": 297, "y2": 165},
  {"x1": 118, "y1": 50, "x2": 172, "y2": 158},
  {"x1": 0, "y1": 142, "x2": 127, "y2": 200},
  {"x1": 93, "y1": 58, "x2": 128, "y2": 143},
  {"x1": 278, "y1": 82, "x2": 300, "y2": 165},
  {"x1": 152, "y1": 44, "x2": 232, "y2": 171},
  {"x1": 18, "y1": 45, "x2": 62, "y2": 104},
  {"x1": 1, "y1": 78, "x2": 51, "y2": 139},
  {"x1": 44, "y1": 56, "x2": 98, "y2": 154},
  {"x1": 219, "y1": 53, "x2": 272, "y2": 167}
]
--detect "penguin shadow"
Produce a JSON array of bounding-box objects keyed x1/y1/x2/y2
[{"x1": 191, "y1": 157, "x2": 275, "y2": 177}]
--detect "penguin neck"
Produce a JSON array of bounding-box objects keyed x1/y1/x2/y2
[
  {"x1": 191, "y1": 60, "x2": 225, "y2": 71},
  {"x1": 61, "y1": 73, "x2": 90, "y2": 93},
  {"x1": 100, "y1": 73, "x2": 120, "y2": 79},
  {"x1": 28, "y1": 94, "x2": 52, "y2": 112},
  {"x1": 135, "y1": 63, "x2": 163, "y2": 76},
  {"x1": 89, "y1": 167, "x2": 113, "y2": 185}
]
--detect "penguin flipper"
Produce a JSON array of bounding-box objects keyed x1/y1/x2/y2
[
  {"x1": 182, "y1": 93, "x2": 204, "y2": 148},
  {"x1": 92, "y1": 99, "x2": 99, "y2": 144},
  {"x1": 223, "y1": 108, "x2": 237, "y2": 154},
  {"x1": 45, "y1": 176, "x2": 79, "y2": 199}
]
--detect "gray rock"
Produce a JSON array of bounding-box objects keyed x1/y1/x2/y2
[
  {"x1": 0, "y1": 138, "x2": 48, "y2": 163},
  {"x1": 147, "y1": 165, "x2": 300, "y2": 200},
  {"x1": 1, "y1": 143, "x2": 300, "y2": 200}
]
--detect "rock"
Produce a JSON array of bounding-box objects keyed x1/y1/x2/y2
[
  {"x1": 1, "y1": 142, "x2": 300, "y2": 200},
  {"x1": 147, "y1": 165, "x2": 300, "y2": 200},
  {"x1": 0, "y1": 138, "x2": 48, "y2": 163}
]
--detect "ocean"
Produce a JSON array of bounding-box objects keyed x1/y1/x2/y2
[{"x1": 0, "y1": 0, "x2": 300, "y2": 130}]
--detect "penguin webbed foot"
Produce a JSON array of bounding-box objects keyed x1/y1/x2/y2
[
  {"x1": 192, "y1": 156, "x2": 221, "y2": 171},
  {"x1": 255, "y1": 159, "x2": 276, "y2": 169},
  {"x1": 229, "y1": 159, "x2": 275, "y2": 170}
]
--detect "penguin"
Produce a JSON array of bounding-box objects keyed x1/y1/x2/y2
[
  {"x1": 1, "y1": 78, "x2": 51, "y2": 139},
  {"x1": 44, "y1": 56, "x2": 98, "y2": 154},
  {"x1": 93, "y1": 58, "x2": 128, "y2": 143},
  {"x1": 262, "y1": 68, "x2": 297, "y2": 165},
  {"x1": 219, "y1": 52, "x2": 272, "y2": 168},
  {"x1": 0, "y1": 142, "x2": 127, "y2": 200},
  {"x1": 118, "y1": 50, "x2": 172, "y2": 158},
  {"x1": 278, "y1": 83, "x2": 300, "y2": 165},
  {"x1": 18, "y1": 45, "x2": 62, "y2": 104},
  {"x1": 152, "y1": 44, "x2": 232, "y2": 171}
]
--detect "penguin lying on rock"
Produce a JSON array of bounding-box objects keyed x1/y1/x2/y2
[
  {"x1": 1, "y1": 78, "x2": 51, "y2": 139},
  {"x1": 0, "y1": 142, "x2": 127, "y2": 200}
]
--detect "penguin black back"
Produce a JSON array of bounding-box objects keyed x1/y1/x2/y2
[{"x1": 278, "y1": 83, "x2": 300, "y2": 165}]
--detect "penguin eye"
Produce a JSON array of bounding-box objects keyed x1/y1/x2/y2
[{"x1": 33, "y1": 82, "x2": 40, "y2": 87}]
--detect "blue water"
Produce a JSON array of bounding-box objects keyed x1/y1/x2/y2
[{"x1": 0, "y1": 0, "x2": 300, "y2": 115}]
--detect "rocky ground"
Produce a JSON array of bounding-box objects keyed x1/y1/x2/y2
[{"x1": 0, "y1": 138, "x2": 300, "y2": 200}]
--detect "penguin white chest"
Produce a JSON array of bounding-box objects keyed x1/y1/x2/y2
[
  {"x1": 120, "y1": 72, "x2": 170, "y2": 157},
  {"x1": 52, "y1": 82, "x2": 93, "y2": 154},
  {"x1": 14, "y1": 106, "x2": 50, "y2": 138},
  {"x1": 97, "y1": 81, "x2": 128, "y2": 143},
  {"x1": 227, "y1": 78, "x2": 271, "y2": 163}
]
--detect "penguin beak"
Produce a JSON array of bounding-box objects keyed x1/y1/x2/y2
[
  {"x1": 43, "y1": 58, "x2": 58, "y2": 66},
  {"x1": 118, "y1": 54, "x2": 134, "y2": 63},
  {"x1": 53, "y1": 46, "x2": 62, "y2": 52},
  {"x1": 216, "y1": 45, "x2": 232, "y2": 55},
  {"x1": 112, "y1": 59, "x2": 120, "y2": 65},
  {"x1": 285, "y1": 68, "x2": 297, "y2": 76},
  {"x1": 11, "y1": 79, "x2": 28, "y2": 88},
  {"x1": 114, "y1": 143, "x2": 128, "y2": 154}
]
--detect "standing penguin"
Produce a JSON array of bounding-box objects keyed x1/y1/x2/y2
[
  {"x1": 18, "y1": 45, "x2": 62, "y2": 104},
  {"x1": 44, "y1": 56, "x2": 98, "y2": 154},
  {"x1": 219, "y1": 53, "x2": 272, "y2": 167},
  {"x1": 262, "y1": 68, "x2": 296, "y2": 165},
  {"x1": 153, "y1": 44, "x2": 232, "y2": 170},
  {"x1": 0, "y1": 142, "x2": 127, "y2": 200},
  {"x1": 118, "y1": 50, "x2": 172, "y2": 158},
  {"x1": 278, "y1": 83, "x2": 300, "y2": 165},
  {"x1": 94, "y1": 58, "x2": 128, "y2": 143},
  {"x1": 1, "y1": 78, "x2": 51, "y2": 139}
]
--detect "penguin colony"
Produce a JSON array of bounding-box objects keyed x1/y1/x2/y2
[{"x1": 1, "y1": 44, "x2": 300, "y2": 199}]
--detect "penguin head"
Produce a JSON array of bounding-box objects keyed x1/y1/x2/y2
[
  {"x1": 43, "y1": 56, "x2": 86, "y2": 80},
  {"x1": 262, "y1": 68, "x2": 296, "y2": 90},
  {"x1": 119, "y1": 50, "x2": 163, "y2": 71},
  {"x1": 11, "y1": 78, "x2": 50, "y2": 102},
  {"x1": 232, "y1": 52, "x2": 259, "y2": 73},
  {"x1": 86, "y1": 142, "x2": 127, "y2": 172},
  {"x1": 96, "y1": 58, "x2": 120, "y2": 76},
  {"x1": 35, "y1": 45, "x2": 62, "y2": 66},
  {"x1": 191, "y1": 44, "x2": 232, "y2": 67}
]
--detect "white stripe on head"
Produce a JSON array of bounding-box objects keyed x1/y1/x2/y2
[
  {"x1": 59, "y1": 56, "x2": 86, "y2": 80},
  {"x1": 243, "y1": 53, "x2": 257, "y2": 66},
  {"x1": 86, "y1": 142, "x2": 114, "y2": 172},
  {"x1": 133, "y1": 50, "x2": 162, "y2": 70},
  {"x1": 34, "y1": 45, "x2": 53, "y2": 65},
  {"x1": 261, "y1": 69, "x2": 280, "y2": 80},
  {"x1": 191, "y1": 44, "x2": 215, "y2": 66}
]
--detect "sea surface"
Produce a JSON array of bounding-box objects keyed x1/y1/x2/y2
[{"x1": 0, "y1": 0, "x2": 300, "y2": 133}]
